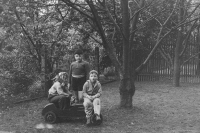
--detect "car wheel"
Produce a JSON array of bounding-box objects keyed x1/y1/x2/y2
[{"x1": 44, "y1": 111, "x2": 57, "y2": 124}]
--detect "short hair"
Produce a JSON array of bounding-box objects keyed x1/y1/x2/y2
[
  {"x1": 74, "y1": 49, "x2": 83, "y2": 55},
  {"x1": 89, "y1": 70, "x2": 98, "y2": 75}
]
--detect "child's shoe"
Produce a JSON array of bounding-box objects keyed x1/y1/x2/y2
[
  {"x1": 86, "y1": 117, "x2": 91, "y2": 126},
  {"x1": 96, "y1": 114, "x2": 101, "y2": 121},
  {"x1": 70, "y1": 96, "x2": 76, "y2": 105}
]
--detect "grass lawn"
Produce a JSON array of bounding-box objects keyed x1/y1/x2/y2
[{"x1": 1, "y1": 81, "x2": 200, "y2": 133}]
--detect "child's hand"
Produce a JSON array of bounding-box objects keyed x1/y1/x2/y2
[
  {"x1": 91, "y1": 96, "x2": 96, "y2": 100},
  {"x1": 68, "y1": 84, "x2": 71, "y2": 90},
  {"x1": 68, "y1": 83, "x2": 70, "y2": 88},
  {"x1": 68, "y1": 93, "x2": 72, "y2": 97},
  {"x1": 87, "y1": 95, "x2": 93, "y2": 100}
]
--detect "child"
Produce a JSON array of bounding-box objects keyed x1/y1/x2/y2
[
  {"x1": 82, "y1": 70, "x2": 102, "y2": 126},
  {"x1": 48, "y1": 72, "x2": 72, "y2": 110},
  {"x1": 68, "y1": 49, "x2": 90, "y2": 103}
]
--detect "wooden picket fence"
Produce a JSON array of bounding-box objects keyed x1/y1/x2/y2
[{"x1": 136, "y1": 36, "x2": 200, "y2": 83}]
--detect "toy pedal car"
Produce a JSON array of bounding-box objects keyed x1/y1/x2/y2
[
  {"x1": 42, "y1": 102, "x2": 103, "y2": 125},
  {"x1": 42, "y1": 103, "x2": 85, "y2": 123}
]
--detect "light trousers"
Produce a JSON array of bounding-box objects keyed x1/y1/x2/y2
[{"x1": 83, "y1": 97, "x2": 101, "y2": 118}]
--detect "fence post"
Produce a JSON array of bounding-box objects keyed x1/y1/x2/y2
[{"x1": 95, "y1": 47, "x2": 100, "y2": 79}]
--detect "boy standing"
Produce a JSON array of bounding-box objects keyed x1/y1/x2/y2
[
  {"x1": 68, "y1": 49, "x2": 90, "y2": 103},
  {"x1": 82, "y1": 70, "x2": 102, "y2": 126}
]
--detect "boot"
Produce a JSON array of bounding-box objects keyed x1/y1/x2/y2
[
  {"x1": 86, "y1": 117, "x2": 91, "y2": 126},
  {"x1": 96, "y1": 114, "x2": 101, "y2": 121},
  {"x1": 70, "y1": 96, "x2": 76, "y2": 105}
]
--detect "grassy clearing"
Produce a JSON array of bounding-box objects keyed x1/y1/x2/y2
[{"x1": 1, "y1": 81, "x2": 200, "y2": 133}]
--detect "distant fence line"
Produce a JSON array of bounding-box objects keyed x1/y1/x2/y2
[
  {"x1": 71, "y1": 40, "x2": 200, "y2": 83},
  {"x1": 136, "y1": 36, "x2": 200, "y2": 83}
]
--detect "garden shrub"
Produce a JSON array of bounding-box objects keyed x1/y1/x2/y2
[
  {"x1": 28, "y1": 78, "x2": 43, "y2": 98},
  {"x1": 0, "y1": 51, "x2": 41, "y2": 97},
  {"x1": 8, "y1": 69, "x2": 34, "y2": 95},
  {"x1": 0, "y1": 69, "x2": 36, "y2": 100},
  {"x1": 103, "y1": 66, "x2": 116, "y2": 80},
  {"x1": 0, "y1": 77, "x2": 11, "y2": 97}
]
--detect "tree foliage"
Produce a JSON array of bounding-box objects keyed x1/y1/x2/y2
[{"x1": 0, "y1": 0, "x2": 200, "y2": 106}]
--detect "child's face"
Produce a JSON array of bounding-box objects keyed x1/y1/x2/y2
[
  {"x1": 89, "y1": 73, "x2": 98, "y2": 83},
  {"x1": 59, "y1": 73, "x2": 67, "y2": 82},
  {"x1": 74, "y1": 54, "x2": 82, "y2": 62}
]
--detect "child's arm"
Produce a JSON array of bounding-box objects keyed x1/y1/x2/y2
[
  {"x1": 65, "y1": 86, "x2": 72, "y2": 96},
  {"x1": 68, "y1": 64, "x2": 72, "y2": 89},
  {"x1": 85, "y1": 62, "x2": 90, "y2": 80},
  {"x1": 92, "y1": 83, "x2": 102, "y2": 99},
  {"x1": 55, "y1": 82, "x2": 70, "y2": 96},
  {"x1": 82, "y1": 82, "x2": 92, "y2": 99}
]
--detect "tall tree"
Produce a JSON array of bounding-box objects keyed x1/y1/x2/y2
[
  {"x1": 61, "y1": 0, "x2": 200, "y2": 108},
  {"x1": 2, "y1": 0, "x2": 200, "y2": 106},
  {"x1": 0, "y1": 0, "x2": 76, "y2": 73},
  {"x1": 173, "y1": 0, "x2": 184, "y2": 86}
]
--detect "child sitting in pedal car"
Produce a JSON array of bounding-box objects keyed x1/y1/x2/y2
[
  {"x1": 82, "y1": 70, "x2": 102, "y2": 126},
  {"x1": 48, "y1": 72, "x2": 72, "y2": 110}
]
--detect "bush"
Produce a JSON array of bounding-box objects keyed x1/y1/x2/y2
[
  {"x1": 0, "y1": 78, "x2": 10, "y2": 97},
  {"x1": 28, "y1": 78, "x2": 43, "y2": 98},
  {"x1": 103, "y1": 66, "x2": 116, "y2": 80},
  {"x1": 7, "y1": 69, "x2": 34, "y2": 95}
]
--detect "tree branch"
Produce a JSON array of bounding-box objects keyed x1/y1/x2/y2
[
  {"x1": 135, "y1": 16, "x2": 200, "y2": 74},
  {"x1": 85, "y1": 0, "x2": 122, "y2": 75},
  {"x1": 14, "y1": 9, "x2": 36, "y2": 48},
  {"x1": 61, "y1": 0, "x2": 94, "y2": 20},
  {"x1": 179, "y1": 19, "x2": 198, "y2": 57},
  {"x1": 131, "y1": 9, "x2": 165, "y2": 34},
  {"x1": 181, "y1": 51, "x2": 200, "y2": 66},
  {"x1": 180, "y1": 2, "x2": 200, "y2": 23},
  {"x1": 163, "y1": 0, "x2": 178, "y2": 26},
  {"x1": 157, "y1": 47, "x2": 173, "y2": 67},
  {"x1": 104, "y1": 4, "x2": 126, "y2": 41},
  {"x1": 129, "y1": 0, "x2": 145, "y2": 45},
  {"x1": 129, "y1": 0, "x2": 154, "y2": 21}
]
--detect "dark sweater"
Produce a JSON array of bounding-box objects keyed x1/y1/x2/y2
[{"x1": 68, "y1": 60, "x2": 90, "y2": 84}]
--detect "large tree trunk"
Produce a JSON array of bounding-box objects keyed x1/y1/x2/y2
[
  {"x1": 173, "y1": 0, "x2": 184, "y2": 87},
  {"x1": 120, "y1": 0, "x2": 134, "y2": 108},
  {"x1": 173, "y1": 31, "x2": 182, "y2": 86},
  {"x1": 119, "y1": 76, "x2": 135, "y2": 108}
]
